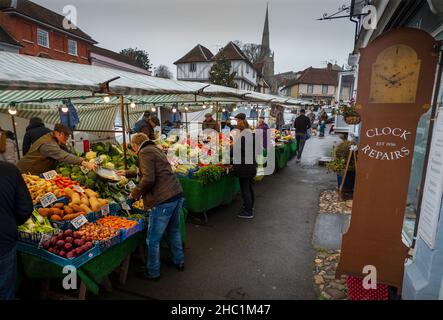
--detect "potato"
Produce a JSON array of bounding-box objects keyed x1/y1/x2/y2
[
  {"x1": 53, "y1": 203, "x2": 64, "y2": 209},
  {"x1": 51, "y1": 215, "x2": 62, "y2": 221},
  {"x1": 38, "y1": 208, "x2": 50, "y2": 217},
  {"x1": 63, "y1": 213, "x2": 81, "y2": 221},
  {"x1": 63, "y1": 206, "x2": 73, "y2": 215}
]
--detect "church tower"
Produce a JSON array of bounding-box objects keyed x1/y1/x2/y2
[{"x1": 259, "y1": 4, "x2": 275, "y2": 91}]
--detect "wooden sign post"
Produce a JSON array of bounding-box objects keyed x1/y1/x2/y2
[{"x1": 337, "y1": 28, "x2": 439, "y2": 290}]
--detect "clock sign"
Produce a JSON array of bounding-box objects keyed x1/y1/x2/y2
[{"x1": 337, "y1": 28, "x2": 438, "y2": 291}]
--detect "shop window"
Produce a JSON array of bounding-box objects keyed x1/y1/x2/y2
[
  {"x1": 37, "y1": 28, "x2": 49, "y2": 48},
  {"x1": 322, "y1": 84, "x2": 328, "y2": 95}
]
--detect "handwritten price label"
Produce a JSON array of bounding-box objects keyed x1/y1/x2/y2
[
  {"x1": 95, "y1": 157, "x2": 103, "y2": 165},
  {"x1": 71, "y1": 215, "x2": 88, "y2": 229},
  {"x1": 40, "y1": 193, "x2": 57, "y2": 208},
  {"x1": 42, "y1": 170, "x2": 58, "y2": 180},
  {"x1": 121, "y1": 201, "x2": 131, "y2": 211},
  {"x1": 73, "y1": 185, "x2": 84, "y2": 193},
  {"x1": 38, "y1": 233, "x2": 52, "y2": 249},
  {"x1": 101, "y1": 204, "x2": 110, "y2": 216},
  {"x1": 125, "y1": 181, "x2": 136, "y2": 190},
  {"x1": 80, "y1": 166, "x2": 90, "y2": 174}
]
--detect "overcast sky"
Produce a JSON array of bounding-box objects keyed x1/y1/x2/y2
[{"x1": 34, "y1": 0, "x2": 355, "y2": 76}]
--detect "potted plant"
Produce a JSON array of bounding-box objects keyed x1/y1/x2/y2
[
  {"x1": 332, "y1": 98, "x2": 361, "y2": 125},
  {"x1": 326, "y1": 140, "x2": 356, "y2": 192}
]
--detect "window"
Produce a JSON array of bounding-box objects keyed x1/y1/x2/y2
[
  {"x1": 68, "y1": 39, "x2": 77, "y2": 56},
  {"x1": 322, "y1": 84, "x2": 328, "y2": 95},
  {"x1": 23, "y1": 23, "x2": 33, "y2": 41},
  {"x1": 307, "y1": 84, "x2": 314, "y2": 94},
  {"x1": 189, "y1": 63, "x2": 196, "y2": 72},
  {"x1": 37, "y1": 28, "x2": 49, "y2": 48}
]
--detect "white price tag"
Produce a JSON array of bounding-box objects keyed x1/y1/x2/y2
[
  {"x1": 42, "y1": 170, "x2": 58, "y2": 180},
  {"x1": 80, "y1": 166, "x2": 90, "y2": 174},
  {"x1": 101, "y1": 204, "x2": 110, "y2": 216},
  {"x1": 71, "y1": 215, "x2": 88, "y2": 229},
  {"x1": 125, "y1": 181, "x2": 136, "y2": 190},
  {"x1": 121, "y1": 201, "x2": 131, "y2": 211},
  {"x1": 40, "y1": 193, "x2": 57, "y2": 208},
  {"x1": 95, "y1": 157, "x2": 103, "y2": 165},
  {"x1": 73, "y1": 185, "x2": 84, "y2": 193},
  {"x1": 38, "y1": 233, "x2": 52, "y2": 249}
]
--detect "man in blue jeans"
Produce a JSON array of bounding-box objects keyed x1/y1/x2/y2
[
  {"x1": 117, "y1": 133, "x2": 185, "y2": 281},
  {"x1": 0, "y1": 161, "x2": 33, "y2": 299},
  {"x1": 293, "y1": 109, "x2": 311, "y2": 163}
]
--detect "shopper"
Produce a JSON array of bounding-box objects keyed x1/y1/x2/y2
[
  {"x1": 202, "y1": 113, "x2": 220, "y2": 132},
  {"x1": 0, "y1": 130, "x2": 18, "y2": 164},
  {"x1": 293, "y1": 109, "x2": 311, "y2": 163},
  {"x1": 232, "y1": 113, "x2": 257, "y2": 219},
  {"x1": 0, "y1": 161, "x2": 33, "y2": 300},
  {"x1": 256, "y1": 116, "x2": 270, "y2": 150},
  {"x1": 130, "y1": 111, "x2": 157, "y2": 140},
  {"x1": 22, "y1": 117, "x2": 51, "y2": 156},
  {"x1": 16, "y1": 124, "x2": 96, "y2": 175},
  {"x1": 319, "y1": 110, "x2": 328, "y2": 137},
  {"x1": 118, "y1": 133, "x2": 185, "y2": 280}
]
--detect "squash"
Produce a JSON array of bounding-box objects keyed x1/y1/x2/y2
[
  {"x1": 80, "y1": 204, "x2": 93, "y2": 214},
  {"x1": 80, "y1": 195, "x2": 90, "y2": 207},
  {"x1": 71, "y1": 192, "x2": 81, "y2": 205},
  {"x1": 84, "y1": 189, "x2": 98, "y2": 198},
  {"x1": 89, "y1": 197, "x2": 101, "y2": 212}
]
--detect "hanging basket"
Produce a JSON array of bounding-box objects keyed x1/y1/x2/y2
[{"x1": 344, "y1": 114, "x2": 361, "y2": 125}]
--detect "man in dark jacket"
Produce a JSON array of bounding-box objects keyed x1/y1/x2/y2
[
  {"x1": 130, "y1": 111, "x2": 157, "y2": 140},
  {"x1": 293, "y1": 109, "x2": 311, "y2": 163},
  {"x1": 22, "y1": 117, "x2": 51, "y2": 155},
  {"x1": 117, "y1": 133, "x2": 184, "y2": 280},
  {"x1": 0, "y1": 161, "x2": 33, "y2": 299}
]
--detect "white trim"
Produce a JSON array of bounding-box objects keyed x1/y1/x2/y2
[
  {"x1": 21, "y1": 39, "x2": 34, "y2": 44},
  {"x1": 68, "y1": 39, "x2": 77, "y2": 56},
  {"x1": 37, "y1": 28, "x2": 49, "y2": 48},
  {"x1": 54, "y1": 49, "x2": 65, "y2": 53}
]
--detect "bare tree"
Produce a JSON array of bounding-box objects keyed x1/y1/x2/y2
[
  {"x1": 233, "y1": 41, "x2": 264, "y2": 64},
  {"x1": 155, "y1": 65, "x2": 173, "y2": 79}
]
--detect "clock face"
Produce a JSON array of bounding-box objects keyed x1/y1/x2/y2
[{"x1": 369, "y1": 45, "x2": 421, "y2": 103}]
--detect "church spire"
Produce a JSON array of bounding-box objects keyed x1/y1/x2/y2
[{"x1": 261, "y1": 3, "x2": 270, "y2": 53}]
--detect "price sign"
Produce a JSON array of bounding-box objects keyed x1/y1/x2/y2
[
  {"x1": 40, "y1": 193, "x2": 57, "y2": 208},
  {"x1": 121, "y1": 201, "x2": 131, "y2": 211},
  {"x1": 42, "y1": 170, "x2": 58, "y2": 180},
  {"x1": 125, "y1": 181, "x2": 136, "y2": 190},
  {"x1": 71, "y1": 215, "x2": 88, "y2": 229},
  {"x1": 73, "y1": 185, "x2": 85, "y2": 193},
  {"x1": 101, "y1": 204, "x2": 110, "y2": 216},
  {"x1": 80, "y1": 166, "x2": 90, "y2": 174},
  {"x1": 38, "y1": 233, "x2": 52, "y2": 249},
  {"x1": 95, "y1": 157, "x2": 103, "y2": 165}
]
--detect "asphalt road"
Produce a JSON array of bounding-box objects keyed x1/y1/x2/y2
[{"x1": 98, "y1": 133, "x2": 340, "y2": 300}]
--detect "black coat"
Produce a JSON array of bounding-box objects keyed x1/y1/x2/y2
[
  {"x1": 293, "y1": 115, "x2": 311, "y2": 134},
  {"x1": 0, "y1": 161, "x2": 33, "y2": 256},
  {"x1": 231, "y1": 132, "x2": 258, "y2": 178},
  {"x1": 22, "y1": 122, "x2": 51, "y2": 155}
]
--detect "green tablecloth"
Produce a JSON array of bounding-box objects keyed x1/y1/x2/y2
[
  {"x1": 275, "y1": 144, "x2": 290, "y2": 170},
  {"x1": 18, "y1": 232, "x2": 145, "y2": 295},
  {"x1": 178, "y1": 174, "x2": 240, "y2": 213},
  {"x1": 288, "y1": 140, "x2": 298, "y2": 158}
]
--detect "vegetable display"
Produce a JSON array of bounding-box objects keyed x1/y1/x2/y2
[
  {"x1": 194, "y1": 164, "x2": 225, "y2": 184},
  {"x1": 23, "y1": 174, "x2": 63, "y2": 205},
  {"x1": 97, "y1": 216, "x2": 138, "y2": 230},
  {"x1": 42, "y1": 229, "x2": 94, "y2": 259},
  {"x1": 78, "y1": 223, "x2": 119, "y2": 241},
  {"x1": 18, "y1": 209, "x2": 54, "y2": 234}
]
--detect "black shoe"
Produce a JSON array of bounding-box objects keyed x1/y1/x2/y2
[
  {"x1": 175, "y1": 263, "x2": 185, "y2": 271},
  {"x1": 136, "y1": 271, "x2": 160, "y2": 281},
  {"x1": 237, "y1": 211, "x2": 254, "y2": 219}
]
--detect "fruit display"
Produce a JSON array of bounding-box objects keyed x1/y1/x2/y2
[
  {"x1": 18, "y1": 209, "x2": 54, "y2": 234},
  {"x1": 97, "y1": 216, "x2": 138, "y2": 230},
  {"x1": 78, "y1": 223, "x2": 119, "y2": 241},
  {"x1": 132, "y1": 199, "x2": 144, "y2": 210},
  {"x1": 23, "y1": 174, "x2": 63, "y2": 205},
  {"x1": 42, "y1": 229, "x2": 94, "y2": 259}
]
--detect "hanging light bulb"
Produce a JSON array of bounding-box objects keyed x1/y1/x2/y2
[
  {"x1": 61, "y1": 105, "x2": 69, "y2": 113},
  {"x1": 202, "y1": 104, "x2": 207, "y2": 109},
  {"x1": 104, "y1": 96, "x2": 111, "y2": 103},
  {"x1": 185, "y1": 106, "x2": 189, "y2": 111},
  {"x1": 172, "y1": 108, "x2": 177, "y2": 113},
  {"x1": 209, "y1": 104, "x2": 214, "y2": 109},
  {"x1": 222, "y1": 108, "x2": 226, "y2": 112},
  {"x1": 8, "y1": 105, "x2": 17, "y2": 115},
  {"x1": 130, "y1": 102, "x2": 136, "y2": 108},
  {"x1": 151, "y1": 107, "x2": 157, "y2": 112}
]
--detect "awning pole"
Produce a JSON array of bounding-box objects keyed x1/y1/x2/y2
[
  {"x1": 120, "y1": 96, "x2": 128, "y2": 171},
  {"x1": 10, "y1": 115, "x2": 20, "y2": 160}
]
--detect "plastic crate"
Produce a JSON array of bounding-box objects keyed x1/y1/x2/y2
[
  {"x1": 94, "y1": 231, "x2": 121, "y2": 254},
  {"x1": 120, "y1": 219, "x2": 143, "y2": 241},
  {"x1": 17, "y1": 229, "x2": 61, "y2": 246},
  {"x1": 17, "y1": 241, "x2": 100, "y2": 268},
  {"x1": 93, "y1": 202, "x2": 121, "y2": 220}
]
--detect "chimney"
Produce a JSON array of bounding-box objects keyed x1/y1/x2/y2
[{"x1": 327, "y1": 63, "x2": 332, "y2": 71}]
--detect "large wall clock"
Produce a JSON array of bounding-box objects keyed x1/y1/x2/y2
[{"x1": 369, "y1": 45, "x2": 421, "y2": 104}]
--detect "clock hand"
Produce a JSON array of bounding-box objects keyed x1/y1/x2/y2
[{"x1": 392, "y1": 71, "x2": 415, "y2": 83}]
